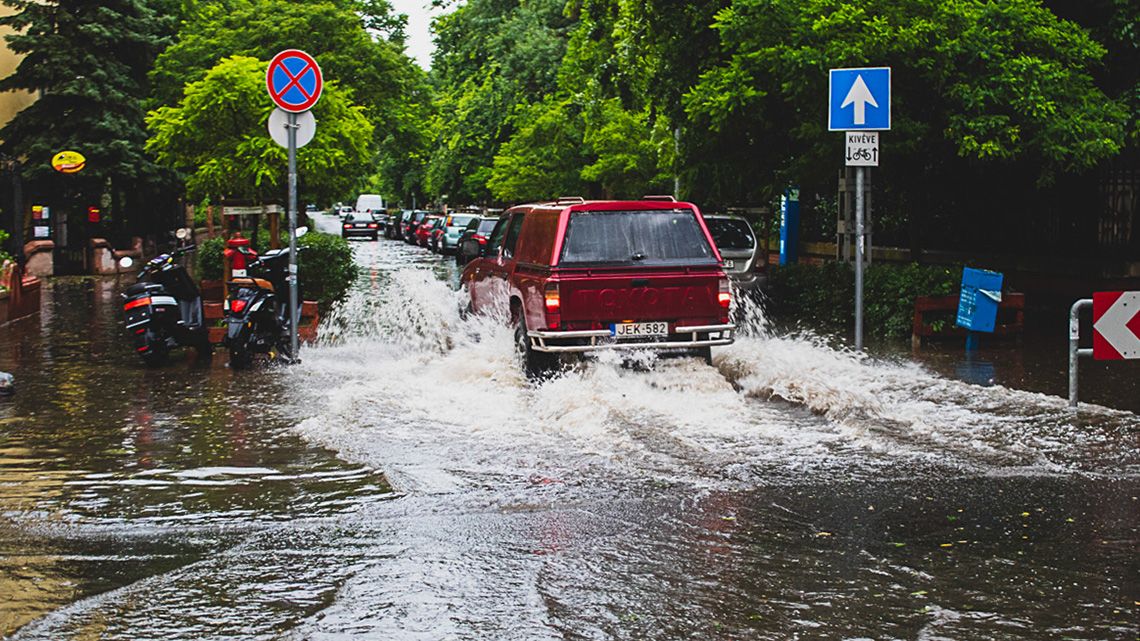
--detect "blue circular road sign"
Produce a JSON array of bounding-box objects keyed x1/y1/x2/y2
[{"x1": 266, "y1": 49, "x2": 323, "y2": 113}]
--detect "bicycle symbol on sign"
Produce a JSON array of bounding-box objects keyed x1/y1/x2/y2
[{"x1": 846, "y1": 144, "x2": 878, "y2": 165}]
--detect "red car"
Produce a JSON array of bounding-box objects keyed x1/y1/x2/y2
[
  {"x1": 414, "y1": 215, "x2": 441, "y2": 247},
  {"x1": 462, "y1": 198, "x2": 734, "y2": 377}
]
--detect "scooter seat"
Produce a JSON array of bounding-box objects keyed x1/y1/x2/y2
[
  {"x1": 231, "y1": 277, "x2": 275, "y2": 292},
  {"x1": 124, "y1": 282, "x2": 165, "y2": 296}
]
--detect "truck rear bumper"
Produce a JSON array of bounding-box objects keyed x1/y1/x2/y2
[{"x1": 527, "y1": 323, "x2": 735, "y2": 354}]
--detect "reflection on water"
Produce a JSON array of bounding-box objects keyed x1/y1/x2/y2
[
  {"x1": 1, "y1": 230, "x2": 1136, "y2": 640},
  {"x1": 0, "y1": 277, "x2": 391, "y2": 634}
]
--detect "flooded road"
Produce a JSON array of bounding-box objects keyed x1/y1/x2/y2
[{"x1": 1, "y1": 219, "x2": 1136, "y2": 640}]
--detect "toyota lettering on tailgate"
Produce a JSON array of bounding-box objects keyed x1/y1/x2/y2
[{"x1": 573, "y1": 285, "x2": 715, "y2": 315}]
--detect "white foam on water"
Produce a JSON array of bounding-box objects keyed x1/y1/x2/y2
[{"x1": 290, "y1": 259, "x2": 1140, "y2": 496}]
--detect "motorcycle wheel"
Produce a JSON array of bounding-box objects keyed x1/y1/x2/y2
[
  {"x1": 138, "y1": 330, "x2": 169, "y2": 367},
  {"x1": 229, "y1": 346, "x2": 253, "y2": 370}
]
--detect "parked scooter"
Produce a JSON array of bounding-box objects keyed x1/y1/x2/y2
[
  {"x1": 120, "y1": 229, "x2": 211, "y2": 367},
  {"x1": 223, "y1": 227, "x2": 307, "y2": 369}
]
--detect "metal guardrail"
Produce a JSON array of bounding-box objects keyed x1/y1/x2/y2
[{"x1": 1068, "y1": 299, "x2": 1093, "y2": 409}]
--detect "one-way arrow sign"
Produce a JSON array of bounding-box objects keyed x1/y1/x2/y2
[
  {"x1": 841, "y1": 75, "x2": 878, "y2": 126},
  {"x1": 829, "y1": 67, "x2": 891, "y2": 131},
  {"x1": 1093, "y1": 290, "x2": 1140, "y2": 360}
]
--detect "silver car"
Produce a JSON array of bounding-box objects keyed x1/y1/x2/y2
[
  {"x1": 438, "y1": 213, "x2": 479, "y2": 254},
  {"x1": 704, "y1": 215, "x2": 766, "y2": 291}
]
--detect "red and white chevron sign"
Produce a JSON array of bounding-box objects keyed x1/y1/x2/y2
[{"x1": 1093, "y1": 291, "x2": 1140, "y2": 360}]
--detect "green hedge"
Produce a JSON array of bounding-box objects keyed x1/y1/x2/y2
[
  {"x1": 195, "y1": 231, "x2": 358, "y2": 312},
  {"x1": 766, "y1": 262, "x2": 959, "y2": 338}
]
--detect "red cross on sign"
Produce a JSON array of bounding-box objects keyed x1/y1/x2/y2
[{"x1": 266, "y1": 49, "x2": 323, "y2": 113}]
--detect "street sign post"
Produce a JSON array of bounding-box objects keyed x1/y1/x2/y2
[
  {"x1": 1093, "y1": 291, "x2": 1140, "y2": 360},
  {"x1": 830, "y1": 67, "x2": 891, "y2": 351},
  {"x1": 267, "y1": 49, "x2": 323, "y2": 361}
]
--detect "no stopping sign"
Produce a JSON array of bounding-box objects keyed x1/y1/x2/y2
[{"x1": 266, "y1": 49, "x2": 323, "y2": 113}]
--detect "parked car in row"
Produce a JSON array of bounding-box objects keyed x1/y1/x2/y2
[
  {"x1": 460, "y1": 197, "x2": 734, "y2": 378},
  {"x1": 435, "y1": 213, "x2": 479, "y2": 255},
  {"x1": 385, "y1": 211, "x2": 405, "y2": 239},
  {"x1": 455, "y1": 216, "x2": 499, "y2": 266},
  {"x1": 703, "y1": 214, "x2": 767, "y2": 292},
  {"x1": 341, "y1": 211, "x2": 381, "y2": 241},
  {"x1": 403, "y1": 210, "x2": 432, "y2": 244},
  {"x1": 415, "y1": 214, "x2": 443, "y2": 248}
]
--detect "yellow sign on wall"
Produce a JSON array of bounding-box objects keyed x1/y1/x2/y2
[{"x1": 51, "y1": 150, "x2": 85, "y2": 173}]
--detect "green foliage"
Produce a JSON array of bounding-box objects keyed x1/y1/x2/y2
[
  {"x1": 426, "y1": 0, "x2": 574, "y2": 203},
  {"x1": 0, "y1": 229, "x2": 12, "y2": 267},
  {"x1": 488, "y1": 97, "x2": 588, "y2": 202},
  {"x1": 685, "y1": 0, "x2": 1126, "y2": 187},
  {"x1": 0, "y1": 0, "x2": 176, "y2": 225},
  {"x1": 146, "y1": 56, "x2": 374, "y2": 205},
  {"x1": 297, "y1": 232, "x2": 359, "y2": 313},
  {"x1": 580, "y1": 100, "x2": 671, "y2": 197},
  {"x1": 767, "y1": 262, "x2": 959, "y2": 338},
  {"x1": 150, "y1": 0, "x2": 431, "y2": 205},
  {"x1": 195, "y1": 235, "x2": 226, "y2": 281}
]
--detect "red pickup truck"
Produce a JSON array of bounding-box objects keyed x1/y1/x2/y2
[{"x1": 461, "y1": 198, "x2": 735, "y2": 377}]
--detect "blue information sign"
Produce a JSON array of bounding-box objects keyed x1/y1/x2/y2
[
  {"x1": 956, "y1": 267, "x2": 1003, "y2": 333},
  {"x1": 828, "y1": 67, "x2": 891, "y2": 131}
]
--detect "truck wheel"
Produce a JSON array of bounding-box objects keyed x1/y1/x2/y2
[
  {"x1": 515, "y1": 313, "x2": 557, "y2": 380},
  {"x1": 696, "y1": 346, "x2": 713, "y2": 366}
]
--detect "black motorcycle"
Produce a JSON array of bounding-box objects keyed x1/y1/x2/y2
[
  {"x1": 223, "y1": 240, "x2": 305, "y2": 370},
  {"x1": 121, "y1": 233, "x2": 211, "y2": 366}
]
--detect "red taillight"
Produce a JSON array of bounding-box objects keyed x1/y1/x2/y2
[
  {"x1": 231, "y1": 299, "x2": 248, "y2": 313},
  {"x1": 544, "y1": 283, "x2": 561, "y2": 329},
  {"x1": 368, "y1": 223, "x2": 378, "y2": 228},
  {"x1": 718, "y1": 278, "x2": 731, "y2": 309},
  {"x1": 343, "y1": 223, "x2": 351, "y2": 229},
  {"x1": 474, "y1": 235, "x2": 487, "y2": 245},
  {"x1": 124, "y1": 297, "x2": 151, "y2": 310}
]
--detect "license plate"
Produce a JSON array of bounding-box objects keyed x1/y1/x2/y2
[
  {"x1": 723, "y1": 259, "x2": 735, "y2": 269},
  {"x1": 355, "y1": 223, "x2": 367, "y2": 228},
  {"x1": 611, "y1": 321, "x2": 668, "y2": 338}
]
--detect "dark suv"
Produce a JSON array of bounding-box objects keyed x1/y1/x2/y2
[{"x1": 461, "y1": 198, "x2": 734, "y2": 377}]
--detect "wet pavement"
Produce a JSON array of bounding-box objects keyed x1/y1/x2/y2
[{"x1": 0, "y1": 217, "x2": 1136, "y2": 640}]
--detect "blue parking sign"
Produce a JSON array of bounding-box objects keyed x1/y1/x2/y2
[{"x1": 829, "y1": 67, "x2": 891, "y2": 131}]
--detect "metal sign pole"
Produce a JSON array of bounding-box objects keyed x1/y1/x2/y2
[
  {"x1": 287, "y1": 111, "x2": 300, "y2": 359},
  {"x1": 1069, "y1": 298, "x2": 1092, "y2": 408},
  {"x1": 855, "y1": 166, "x2": 865, "y2": 351}
]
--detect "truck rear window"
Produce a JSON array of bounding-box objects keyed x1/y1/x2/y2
[{"x1": 559, "y1": 210, "x2": 717, "y2": 266}]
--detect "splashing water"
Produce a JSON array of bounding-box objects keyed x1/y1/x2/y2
[{"x1": 292, "y1": 261, "x2": 1139, "y2": 494}]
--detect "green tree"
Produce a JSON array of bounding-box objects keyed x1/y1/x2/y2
[
  {"x1": 487, "y1": 97, "x2": 587, "y2": 201},
  {"x1": 0, "y1": 0, "x2": 174, "y2": 227},
  {"x1": 151, "y1": 0, "x2": 431, "y2": 206},
  {"x1": 685, "y1": 0, "x2": 1127, "y2": 185},
  {"x1": 146, "y1": 55, "x2": 374, "y2": 206},
  {"x1": 426, "y1": 0, "x2": 572, "y2": 204}
]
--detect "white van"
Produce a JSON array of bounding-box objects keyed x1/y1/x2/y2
[{"x1": 355, "y1": 194, "x2": 385, "y2": 214}]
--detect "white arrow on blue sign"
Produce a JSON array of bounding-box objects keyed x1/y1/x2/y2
[{"x1": 828, "y1": 67, "x2": 891, "y2": 131}]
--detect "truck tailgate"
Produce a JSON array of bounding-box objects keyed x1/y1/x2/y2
[{"x1": 555, "y1": 267, "x2": 724, "y2": 323}]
